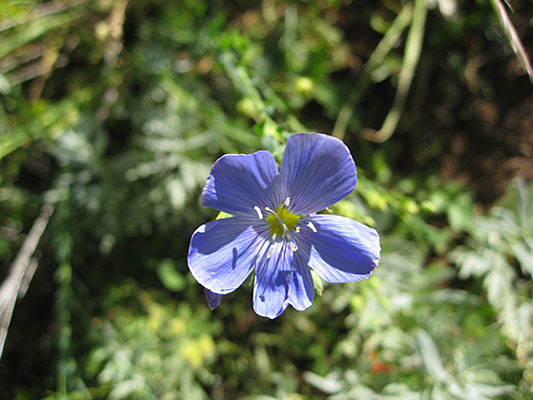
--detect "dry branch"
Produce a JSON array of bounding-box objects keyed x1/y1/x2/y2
[{"x1": 0, "y1": 204, "x2": 54, "y2": 359}]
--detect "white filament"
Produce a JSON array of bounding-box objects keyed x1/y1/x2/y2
[
  {"x1": 290, "y1": 242, "x2": 298, "y2": 254},
  {"x1": 265, "y1": 207, "x2": 289, "y2": 233},
  {"x1": 254, "y1": 205, "x2": 263, "y2": 219},
  {"x1": 266, "y1": 244, "x2": 276, "y2": 259}
]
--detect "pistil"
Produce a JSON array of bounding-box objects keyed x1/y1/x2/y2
[{"x1": 265, "y1": 205, "x2": 301, "y2": 237}]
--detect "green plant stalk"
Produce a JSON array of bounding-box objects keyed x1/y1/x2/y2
[
  {"x1": 369, "y1": 0, "x2": 427, "y2": 143},
  {"x1": 332, "y1": 3, "x2": 413, "y2": 140},
  {"x1": 56, "y1": 260, "x2": 72, "y2": 395},
  {"x1": 52, "y1": 201, "x2": 91, "y2": 397}
]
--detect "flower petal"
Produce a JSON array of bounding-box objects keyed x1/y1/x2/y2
[
  {"x1": 188, "y1": 216, "x2": 268, "y2": 294},
  {"x1": 204, "y1": 288, "x2": 222, "y2": 310},
  {"x1": 296, "y1": 215, "x2": 380, "y2": 283},
  {"x1": 281, "y1": 133, "x2": 357, "y2": 215},
  {"x1": 289, "y1": 250, "x2": 315, "y2": 311},
  {"x1": 253, "y1": 240, "x2": 314, "y2": 319},
  {"x1": 202, "y1": 151, "x2": 283, "y2": 216}
]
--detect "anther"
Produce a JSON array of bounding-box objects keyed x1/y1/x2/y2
[
  {"x1": 307, "y1": 221, "x2": 317, "y2": 233},
  {"x1": 254, "y1": 206, "x2": 263, "y2": 219},
  {"x1": 290, "y1": 242, "x2": 298, "y2": 254}
]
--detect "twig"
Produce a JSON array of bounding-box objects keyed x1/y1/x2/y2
[
  {"x1": 502, "y1": 0, "x2": 514, "y2": 12},
  {"x1": 18, "y1": 257, "x2": 39, "y2": 299},
  {"x1": 0, "y1": 204, "x2": 54, "y2": 360},
  {"x1": 490, "y1": 0, "x2": 533, "y2": 83}
]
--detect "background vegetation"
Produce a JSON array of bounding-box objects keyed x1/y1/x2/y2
[{"x1": 1, "y1": 0, "x2": 532, "y2": 398}]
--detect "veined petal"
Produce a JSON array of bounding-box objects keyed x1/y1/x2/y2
[
  {"x1": 288, "y1": 250, "x2": 315, "y2": 311},
  {"x1": 253, "y1": 240, "x2": 314, "y2": 319},
  {"x1": 202, "y1": 151, "x2": 283, "y2": 216},
  {"x1": 188, "y1": 216, "x2": 268, "y2": 294},
  {"x1": 296, "y1": 215, "x2": 380, "y2": 283},
  {"x1": 281, "y1": 133, "x2": 357, "y2": 215}
]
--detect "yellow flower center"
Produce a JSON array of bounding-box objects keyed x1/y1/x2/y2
[{"x1": 266, "y1": 206, "x2": 301, "y2": 237}]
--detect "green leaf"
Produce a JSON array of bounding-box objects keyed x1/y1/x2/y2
[{"x1": 157, "y1": 260, "x2": 186, "y2": 292}]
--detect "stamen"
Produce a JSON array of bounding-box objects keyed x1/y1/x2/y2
[
  {"x1": 290, "y1": 242, "x2": 298, "y2": 254},
  {"x1": 254, "y1": 206, "x2": 263, "y2": 219},
  {"x1": 266, "y1": 244, "x2": 275, "y2": 259},
  {"x1": 295, "y1": 226, "x2": 300, "y2": 233},
  {"x1": 284, "y1": 197, "x2": 291, "y2": 207},
  {"x1": 307, "y1": 221, "x2": 317, "y2": 233}
]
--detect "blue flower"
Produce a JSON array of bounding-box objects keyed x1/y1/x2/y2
[{"x1": 188, "y1": 133, "x2": 380, "y2": 319}]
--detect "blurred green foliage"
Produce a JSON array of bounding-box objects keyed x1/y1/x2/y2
[{"x1": 1, "y1": 0, "x2": 532, "y2": 399}]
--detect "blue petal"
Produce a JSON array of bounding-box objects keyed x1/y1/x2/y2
[
  {"x1": 289, "y1": 250, "x2": 315, "y2": 311},
  {"x1": 188, "y1": 216, "x2": 268, "y2": 294},
  {"x1": 253, "y1": 240, "x2": 314, "y2": 319},
  {"x1": 202, "y1": 151, "x2": 283, "y2": 216},
  {"x1": 281, "y1": 133, "x2": 357, "y2": 215},
  {"x1": 296, "y1": 215, "x2": 380, "y2": 283},
  {"x1": 204, "y1": 288, "x2": 222, "y2": 310}
]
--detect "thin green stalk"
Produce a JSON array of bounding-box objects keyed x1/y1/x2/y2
[
  {"x1": 368, "y1": 0, "x2": 427, "y2": 143},
  {"x1": 332, "y1": 3, "x2": 413, "y2": 140},
  {"x1": 53, "y1": 205, "x2": 92, "y2": 399},
  {"x1": 55, "y1": 231, "x2": 73, "y2": 395}
]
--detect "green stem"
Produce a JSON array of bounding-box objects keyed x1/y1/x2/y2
[
  {"x1": 332, "y1": 4, "x2": 413, "y2": 140},
  {"x1": 369, "y1": 0, "x2": 427, "y2": 143}
]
